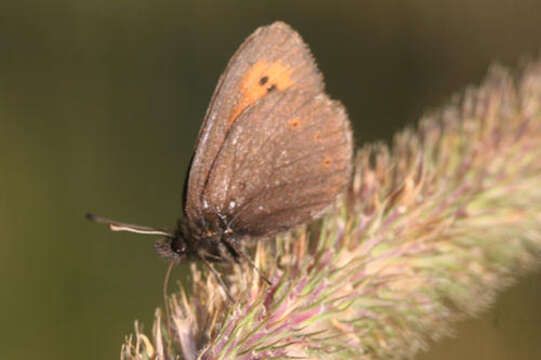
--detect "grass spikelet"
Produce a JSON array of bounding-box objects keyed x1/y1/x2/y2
[{"x1": 122, "y1": 58, "x2": 541, "y2": 360}]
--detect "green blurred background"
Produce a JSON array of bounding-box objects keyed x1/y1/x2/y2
[{"x1": 1, "y1": 0, "x2": 540, "y2": 359}]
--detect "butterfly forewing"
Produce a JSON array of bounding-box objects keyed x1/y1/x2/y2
[{"x1": 184, "y1": 22, "x2": 325, "y2": 232}]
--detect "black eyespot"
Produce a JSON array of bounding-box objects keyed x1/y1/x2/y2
[
  {"x1": 259, "y1": 76, "x2": 269, "y2": 85},
  {"x1": 267, "y1": 84, "x2": 276, "y2": 92}
]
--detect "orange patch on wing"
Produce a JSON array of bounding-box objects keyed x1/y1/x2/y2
[
  {"x1": 229, "y1": 60, "x2": 294, "y2": 126},
  {"x1": 288, "y1": 117, "x2": 301, "y2": 129},
  {"x1": 322, "y1": 157, "x2": 332, "y2": 168}
]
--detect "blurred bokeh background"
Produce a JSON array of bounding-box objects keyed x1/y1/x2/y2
[{"x1": 1, "y1": 0, "x2": 540, "y2": 359}]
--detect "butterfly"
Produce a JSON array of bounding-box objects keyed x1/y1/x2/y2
[{"x1": 87, "y1": 21, "x2": 353, "y2": 297}]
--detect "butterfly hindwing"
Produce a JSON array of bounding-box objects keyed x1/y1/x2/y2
[{"x1": 201, "y1": 89, "x2": 352, "y2": 237}]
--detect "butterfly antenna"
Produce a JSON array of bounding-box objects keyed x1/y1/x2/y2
[{"x1": 86, "y1": 213, "x2": 174, "y2": 237}]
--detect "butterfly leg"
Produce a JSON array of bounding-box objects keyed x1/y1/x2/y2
[
  {"x1": 222, "y1": 236, "x2": 272, "y2": 285},
  {"x1": 197, "y1": 252, "x2": 234, "y2": 302}
]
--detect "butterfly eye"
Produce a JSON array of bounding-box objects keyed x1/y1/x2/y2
[{"x1": 171, "y1": 238, "x2": 187, "y2": 254}]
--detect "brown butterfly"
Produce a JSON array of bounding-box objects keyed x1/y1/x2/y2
[{"x1": 87, "y1": 21, "x2": 353, "y2": 296}]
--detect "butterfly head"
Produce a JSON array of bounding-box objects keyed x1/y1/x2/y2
[{"x1": 154, "y1": 231, "x2": 190, "y2": 263}]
